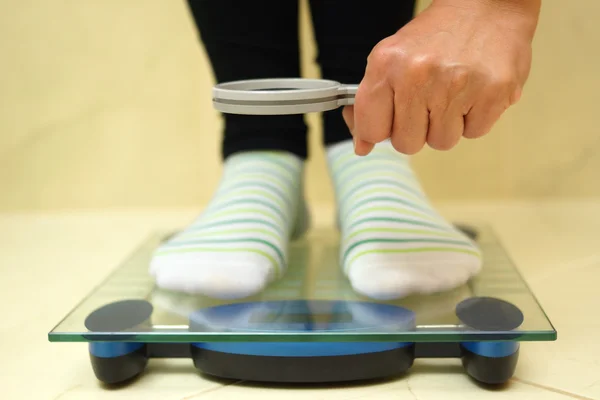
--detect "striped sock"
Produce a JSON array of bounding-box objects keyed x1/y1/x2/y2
[
  {"x1": 327, "y1": 139, "x2": 482, "y2": 300},
  {"x1": 150, "y1": 151, "x2": 308, "y2": 299}
]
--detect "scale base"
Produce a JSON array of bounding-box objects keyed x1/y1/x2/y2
[
  {"x1": 88, "y1": 341, "x2": 518, "y2": 385},
  {"x1": 193, "y1": 346, "x2": 414, "y2": 383},
  {"x1": 193, "y1": 344, "x2": 519, "y2": 385}
]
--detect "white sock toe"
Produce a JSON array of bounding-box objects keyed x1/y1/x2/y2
[
  {"x1": 327, "y1": 139, "x2": 482, "y2": 300},
  {"x1": 150, "y1": 151, "x2": 308, "y2": 299}
]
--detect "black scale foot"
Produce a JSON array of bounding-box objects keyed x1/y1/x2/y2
[
  {"x1": 461, "y1": 344, "x2": 519, "y2": 385},
  {"x1": 85, "y1": 299, "x2": 153, "y2": 384}
]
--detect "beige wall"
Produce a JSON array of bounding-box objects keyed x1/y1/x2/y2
[{"x1": 1, "y1": 0, "x2": 598, "y2": 211}]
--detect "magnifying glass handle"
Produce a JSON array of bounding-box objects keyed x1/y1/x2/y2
[{"x1": 337, "y1": 84, "x2": 359, "y2": 106}]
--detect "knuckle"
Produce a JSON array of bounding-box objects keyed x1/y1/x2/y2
[
  {"x1": 405, "y1": 54, "x2": 436, "y2": 81},
  {"x1": 509, "y1": 86, "x2": 523, "y2": 105},
  {"x1": 487, "y1": 73, "x2": 520, "y2": 107},
  {"x1": 367, "y1": 41, "x2": 396, "y2": 71},
  {"x1": 445, "y1": 64, "x2": 471, "y2": 92},
  {"x1": 490, "y1": 74, "x2": 517, "y2": 93}
]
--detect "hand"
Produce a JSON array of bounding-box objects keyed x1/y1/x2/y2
[{"x1": 345, "y1": 0, "x2": 540, "y2": 155}]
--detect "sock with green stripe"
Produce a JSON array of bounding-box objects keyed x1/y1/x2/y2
[
  {"x1": 327, "y1": 139, "x2": 482, "y2": 300},
  {"x1": 150, "y1": 151, "x2": 308, "y2": 299}
]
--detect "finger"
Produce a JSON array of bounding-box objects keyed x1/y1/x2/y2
[
  {"x1": 427, "y1": 99, "x2": 465, "y2": 151},
  {"x1": 342, "y1": 105, "x2": 354, "y2": 131},
  {"x1": 355, "y1": 138, "x2": 375, "y2": 156},
  {"x1": 463, "y1": 103, "x2": 506, "y2": 139},
  {"x1": 425, "y1": 64, "x2": 476, "y2": 150},
  {"x1": 353, "y1": 77, "x2": 394, "y2": 145},
  {"x1": 463, "y1": 89, "x2": 511, "y2": 139},
  {"x1": 343, "y1": 105, "x2": 375, "y2": 156},
  {"x1": 510, "y1": 86, "x2": 522, "y2": 105},
  {"x1": 390, "y1": 90, "x2": 429, "y2": 155}
]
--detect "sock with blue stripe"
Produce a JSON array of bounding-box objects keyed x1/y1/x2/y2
[
  {"x1": 327, "y1": 139, "x2": 482, "y2": 300},
  {"x1": 150, "y1": 151, "x2": 308, "y2": 299}
]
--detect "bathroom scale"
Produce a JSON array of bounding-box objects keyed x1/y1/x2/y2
[
  {"x1": 48, "y1": 78, "x2": 556, "y2": 386},
  {"x1": 48, "y1": 223, "x2": 557, "y2": 386}
]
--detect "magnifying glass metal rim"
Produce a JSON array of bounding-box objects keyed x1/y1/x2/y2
[{"x1": 212, "y1": 78, "x2": 358, "y2": 115}]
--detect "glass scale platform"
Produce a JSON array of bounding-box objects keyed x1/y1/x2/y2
[{"x1": 48, "y1": 223, "x2": 556, "y2": 385}]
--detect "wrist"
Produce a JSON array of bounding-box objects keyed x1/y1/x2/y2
[
  {"x1": 432, "y1": 0, "x2": 540, "y2": 14},
  {"x1": 430, "y1": 0, "x2": 540, "y2": 36}
]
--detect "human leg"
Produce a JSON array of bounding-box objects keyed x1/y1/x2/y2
[
  {"x1": 150, "y1": 1, "x2": 309, "y2": 299},
  {"x1": 310, "y1": 1, "x2": 482, "y2": 300}
]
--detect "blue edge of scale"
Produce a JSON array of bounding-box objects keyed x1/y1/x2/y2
[
  {"x1": 89, "y1": 340, "x2": 518, "y2": 359},
  {"x1": 82, "y1": 299, "x2": 524, "y2": 385}
]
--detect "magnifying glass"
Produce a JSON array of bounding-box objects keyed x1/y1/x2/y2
[{"x1": 212, "y1": 78, "x2": 358, "y2": 115}]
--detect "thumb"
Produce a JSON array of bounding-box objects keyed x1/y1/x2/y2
[{"x1": 343, "y1": 105, "x2": 374, "y2": 156}]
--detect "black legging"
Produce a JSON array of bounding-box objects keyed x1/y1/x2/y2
[{"x1": 187, "y1": 0, "x2": 416, "y2": 160}]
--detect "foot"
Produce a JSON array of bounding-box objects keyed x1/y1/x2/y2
[
  {"x1": 327, "y1": 140, "x2": 482, "y2": 300},
  {"x1": 150, "y1": 151, "x2": 308, "y2": 299}
]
